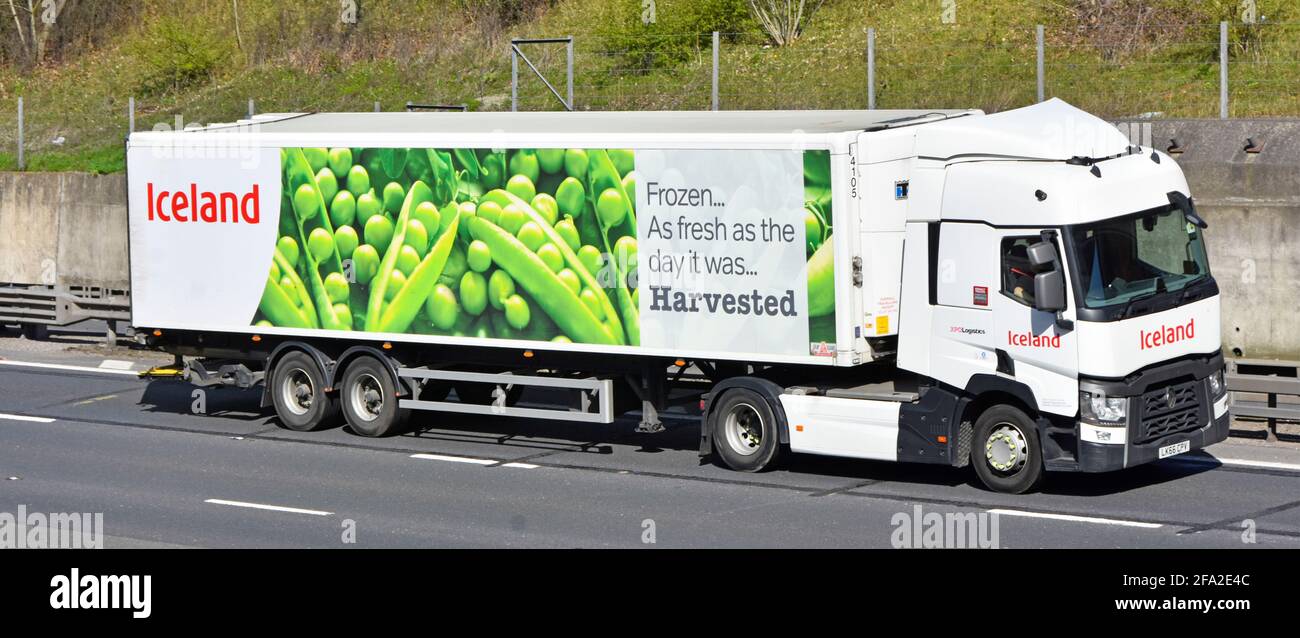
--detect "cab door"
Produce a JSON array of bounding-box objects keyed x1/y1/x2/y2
[{"x1": 990, "y1": 230, "x2": 1079, "y2": 417}]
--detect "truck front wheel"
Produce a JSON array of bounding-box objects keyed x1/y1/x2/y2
[
  {"x1": 971, "y1": 405, "x2": 1044, "y2": 494},
  {"x1": 270, "y1": 351, "x2": 338, "y2": 432},
  {"x1": 710, "y1": 388, "x2": 782, "y2": 472},
  {"x1": 340, "y1": 356, "x2": 409, "y2": 437}
]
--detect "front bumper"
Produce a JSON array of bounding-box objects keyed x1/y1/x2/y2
[{"x1": 1076, "y1": 393, "x2": 1230, "y2": 473}]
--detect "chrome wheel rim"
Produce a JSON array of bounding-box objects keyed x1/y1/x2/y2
[
  {"x1": 723, "y1": 402, "x2": 764, "y2": 457},
  {"x1": 985, "y1": 422, "x2": 1029, "y2": 474},
  {"x1": 349, "y1": 373, "x2": 384, "y2": 423}
]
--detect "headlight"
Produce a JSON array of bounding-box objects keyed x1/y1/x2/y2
[
  {"x1": 1207, "y1": 369, "x2": 1225, "y2": 397},
  {"x1": 1080, "y1": 391, "x2": 1127, "y2": 424}
]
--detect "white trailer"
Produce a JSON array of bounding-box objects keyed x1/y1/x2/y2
[{"x1": 127, "y1": 99, "x2": 1228, "y2": 493}]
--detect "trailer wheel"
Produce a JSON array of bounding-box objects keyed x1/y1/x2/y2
[
  {"x1": 710, "y1": 388, "x2": 782, "y2": 472},
  {"x1": 270, "y1": 351, "x2": 338, "y2": 432},
  {"x1": 340, "y1": 356, "x2": 409, "y2": 437},
  {"x1": 971, "y1": 405, "x2": 1044, "y2": 494}
]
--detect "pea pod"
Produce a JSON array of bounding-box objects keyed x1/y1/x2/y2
[
  {"x1": 481, "y1": 189, "x2": 626, "y2": 345},
  {"x1": 578, "y1": 150, "x2": 640, "y2": 345},
  {"x1": 807, "y1": 239, "x2": 835, "y2": 318},
  {"x1": 367, "y1": 180, "x2": 462, "y2": 333},
  {"x1": 469, "y1": 216, "x2": 616, "y2": 346},
  {"x1": 283, "y1": 148, "x2": 349, "y2": 330},
  {"x1": 256, "y1": 265, "x2": 314, "y2": 330}
]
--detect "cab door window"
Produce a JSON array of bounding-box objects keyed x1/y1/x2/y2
[{"x1": 1001, "y1": 236, "x2": 1038, "y2": 306}]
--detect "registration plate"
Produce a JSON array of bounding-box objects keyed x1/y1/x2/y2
[{"x1": 1158, "y1": 440, "x2": 1191, "y2": 459}]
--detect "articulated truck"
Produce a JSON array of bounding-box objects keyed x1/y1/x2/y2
[{"x1": 127, "y1": 98, "x2": 1228, "y2": 493}]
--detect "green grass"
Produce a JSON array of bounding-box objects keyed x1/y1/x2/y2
[{"x1": 1, "y1": 0, "x2": 1297, "y2": 173}]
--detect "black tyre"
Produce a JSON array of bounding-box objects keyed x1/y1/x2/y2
[
  {"x1": 339, "y1": 356, "x2": 409, "y2": 437},
  {"x1": 270, "y1": 351, "x2": 338, "y2": 432},
  {"x1": 970, "y1": 404, "x2": 1045, "y2": 494},
  {"x1": 709, "y1": 388, "x2": 782, "y2": 472}
]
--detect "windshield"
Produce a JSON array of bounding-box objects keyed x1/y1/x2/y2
[{"x1": 1066, "y1": 206, "x2": 1210, "y2": 309}]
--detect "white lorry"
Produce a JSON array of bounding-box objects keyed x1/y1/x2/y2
[{"x1": 126, "y1": 98, "x2": 1228, "y2": 493}]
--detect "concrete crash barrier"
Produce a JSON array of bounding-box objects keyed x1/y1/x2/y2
[{"x1": 0, "y1": 171, "x2": 129, "y2": 289}]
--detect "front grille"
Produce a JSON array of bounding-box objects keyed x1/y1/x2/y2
[{"x1": 1135, "y1": 379, "x2": 1205, "y2": 444}]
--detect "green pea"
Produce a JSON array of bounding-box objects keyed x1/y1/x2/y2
[
  {"x1": 280, "y1": 275, "x2": 298, "y2": 298},
  {"x1": 460, "y1": 271, "x2": 488, "y2": 316},
  {"x1": 293, "y1": 184, "x2": 320, "y2": 220},
  {"x1": 385, "y1": 270, "x2": 407, "y2": 301},
  {"x1": 332, "y1": 303, "x2": 353, "y2": 330},
  {"x1": 506, "y1": 174, "x2": 536, "y2": 203},
  {"x1": 580, "y1": 288, "x2": 605, "y2": 320},
  {"x1": 307, "y1": 227, "x2": 334, "y2": 262},
  {"x1": 509, "y1": 150, "x2": 540, "y2": 184},
  {"x1": 364, "y1": 214, "x2": 395, "y2": 253},
  {"x1": 555, "y1": 177, "x2": 585, "y2": 218},
  {"x1": 530, "y1": 193, "x2": 559, "y2": 226},
  {"x1": 554, "y1": 218, "x2": 580, "y2": 251},
  {"x1": 467, "y1": 240, "x2": 492, "y2": 273},
  {"x1": 315, "y1": 167, "x2": 339, "y2": 206},
  {"x1": 406, "y1": 218, "x2": 429, "y2": 257},
  {"x1": 557, "y1": 268, "x2": 581, "y2": 294},
  {"x1": 455, "y1": 201, "x2": 476, "y2": 243},
  {"x1": 564, "y1": 149, "x2": 589, "y2": 179},
  {"x1": 304, "y1": 148, "x2": 329, "y2": 173},
  {"x1": 412, "y1": 201, "x2": 440, "y2": 238},
  {"x1": 476, "y1": 200, "x2": 503, "y2": 225},
  {"x1": 614, "y1": 235, "x2": 638, "y2": 269},
  {"x1": 440, "y1": 243, "x2": 468, "y2": 288},
  {"x1": 269, "y1": 259, "x2": 281, "y2": 281},
  {"x1": 396, "y1": 244, "x2": 421, "y2": 276},
  {"x1": 382, "y1": 181, "x2": 406, "y2": 216},
  {"x1": 609, "y1": 149, "x2": 634, "y2": 176},
  {"x1": 537, "y1": 243, "x2": 564, "y2": 273},
  {"x1": 577, "y1": 244, "x2": 603, "y2": 275},
  {"x1": 499, "y1": 203, "x2": 526, "y2": 235},
  {"x1": 346, "y1": 165, "x2": 371, "y2": 197},
  {"x1": 538, "y1": 148, "x2": 565, "y2": 174},
  {"x1": 356, "y1": 190, "x2": 382, "y2": 226},
  {"x1": 352, "y1": 244, "x2": 380, "y2": 283},
  {"x1": 334, "y1": 225, "x2": 359, "y2": 260},
  {"x1": 516, "y1": 221, "x2": 546, "y2": 252},
  {"x1": 552, "y1": 335, "x2": 572, "y2": 344},
  {"x1": 488, "y1": 269, "x2": 515, "y2": 310},
  {"x1": 255, "y1": 319, "x2": 274, "y2": 328},
  {"x1": 503, "y1": 294, "x2": 530, "y2": 329},
  {"x1": 329, "y1": 148, "x2": 353, "y2": 179},
  {"x1": 276, "y1": 236, "x2": 300, "y2": 268},
  {"x1": 426, "y1": 283, "x2": 459, "y2": 330},
  {"x1": 330, "y1": 190, "x2": 356, "y2": 228},
  {"x1": 622, "y1": 171, "x2": 637, "y2": 212},
  {"x1": 597, "y1": 188, "x2": 625, "y2": 229},
  {"x1": 324, "y1": 271, "x2": 350, "y2": 303}
]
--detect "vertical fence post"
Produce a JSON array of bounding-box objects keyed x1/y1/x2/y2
[
  {"x1": 374, "y1": 101, "x2": 381, "y2": 112},
  {"x1": 128, "y1": 97, "x2": 135, "y2": 133},
  {"x1": 566, "y1": 36, "x2": 574, "y2": 110},
  {"x1": 1220, "y1": 21, "x2": 1229, "y2": 119},
  {"x1": 866, "y1": 27, "x2": 876, "y2": 109},
  {"x1": 1036, "y1": 25, "x2": 1045, "y2": 103},
  {"x1": 248, "y1": 98, "x2": 255, "y2": 118},
  {"x1": 511, "y1": 42, "x2": 519, "y2": 112},
  {"x1": 16, "y1": 97, "x2": 23, "y2": 171},
  {"x1": 711, "y1": 31, "x2": 720, "y2": 111}
]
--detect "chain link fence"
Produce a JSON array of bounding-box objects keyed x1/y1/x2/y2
[{"x1": 3, "y1": 21, "x2": 1298, "y2": 171}]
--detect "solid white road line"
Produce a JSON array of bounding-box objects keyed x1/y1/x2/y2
[
  {"x1": 0, "y1": 413, "x2": 56, "y2": 423},
  {"x1": 987, "y1": 509, "x2": 1163, "y2": 529},
  {"x1": 502, "y1": 462, "x2": 540, "y2": 469},
  {"x1": 204, "y1": 498, "x2": 332, "y2": 516},
  {"x1": 1175, "y1": 455, "x2": 1300, "y2": 473},
  {"x1": 0, "y1": 359, "x2": 140, "y2": 376}
]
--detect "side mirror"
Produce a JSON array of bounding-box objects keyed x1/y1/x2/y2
[
  {"x1": 1034, "y1": 270, "x2": 1066, "y2": 313},
  {"x1": 1026, "y1": 241, "x2": 1058, "y2": 273}
]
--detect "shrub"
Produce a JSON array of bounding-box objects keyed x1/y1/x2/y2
[{"x1": 129, "y1": 16, "x2": 230, "y2": 94}]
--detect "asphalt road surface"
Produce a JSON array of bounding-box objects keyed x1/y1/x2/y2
[{"x1": 1, "y1": 333, "x2": 1299, "y2": 548}]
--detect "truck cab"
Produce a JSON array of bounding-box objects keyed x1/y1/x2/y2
[{"x1": 889, "y1": 100, "x2": 1229, "y2": 491}]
